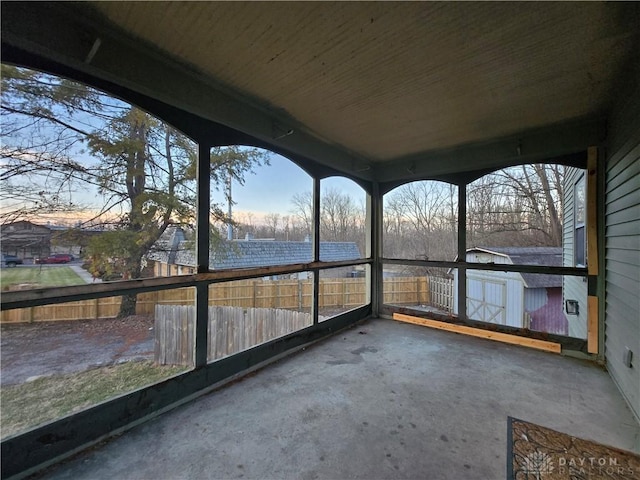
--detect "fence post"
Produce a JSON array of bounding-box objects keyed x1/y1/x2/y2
[
  {"x1": 425, "y1": 277, "x2": 430, "y2": 306},
  {"x1": 342, "y1": 278, "x2": 353, "y2": 307},
  {"x1": 424, "y1": 277, "x2": 428, "y2": 305},
  {"x1": 252, "y1": 280, "x2": 257, "y2": 309}
]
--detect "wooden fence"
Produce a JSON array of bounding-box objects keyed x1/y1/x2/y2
[
  {"x1": 0, "y1": 276, "x2": 454, "y2": 324},
  {"x1": 155, "y1": 305, "x2": 316, "y2": 365},
  {"x1": 428, "y1": 275, "x2": 455, "y2": 312}
]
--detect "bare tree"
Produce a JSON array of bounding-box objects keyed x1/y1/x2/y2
[
  {"x1": 264, "y1": 212, "x2": 280, "y2": 238},
  {"x1": 290, "y1": 191, "x2": 313, "y2": 236},
  {"x1": 466, "y1": 165, "x2": 561, "y2": 247},
  {"x1": 383, "y1": 181, "x2": 458, "y2": 261},
  {"x1": 321, "y1": 187, "x2": 362, "y2": 242}
]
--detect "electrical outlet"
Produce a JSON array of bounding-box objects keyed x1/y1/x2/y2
[{"x1": 623, "y1": 347, "x2": 633, "y2": 368}]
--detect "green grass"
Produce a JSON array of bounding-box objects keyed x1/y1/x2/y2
[
  {"x1": 0, "y1": 266, "x2": 85, "y2": 289},
  {"x1": 0, "y1": 361, "x2": 187, "y2": 438}
]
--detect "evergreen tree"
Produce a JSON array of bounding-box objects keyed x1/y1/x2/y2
[{"x1": 1, "y1": 64, "x2": 268, "y2": 317}]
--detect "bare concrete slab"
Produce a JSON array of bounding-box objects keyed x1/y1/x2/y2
[{"x1": 39, "y1": 318, "x2": 639, "y2": 479}]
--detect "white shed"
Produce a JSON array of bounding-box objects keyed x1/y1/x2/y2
[{"x1": 453, "y1": 247, "x2": 568, "y2": 335}]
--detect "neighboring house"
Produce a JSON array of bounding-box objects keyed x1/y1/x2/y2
[
  {"x1": 0, "y1": 221, "x2": 52, "y2": 261},
  {"x1": 562, "y1": 167, "x2": 589, "y2": 339},
  {"x1": 0, "y1": 221, "x2": 105, "y2": 262},
  {"x1": 148, "y1": 228, "x2": 361, "y2": 279},
  {"x1": 147, "y1": 227, "x2": 194, "y2": 276},
  {"x1": 48, "y1": 224, "x2": 104, "y2": 258},
  {"x1": 452, "y1": 247, "x2": 568, "y2": 335}
]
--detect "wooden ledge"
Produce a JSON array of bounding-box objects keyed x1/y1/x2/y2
[{"x1": 393, "y1": 313, "x2": 562, "y2": 354}]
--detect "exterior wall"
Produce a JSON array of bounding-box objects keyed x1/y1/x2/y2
[
  {"x1": 564, "y1": 280, "x2": 588, "y2": 339},
  {"x1": 469, "y1": 270, "x2": 524, "y2": 328},
  {"x1": 562, "y1": 167, "x2": 589, "y2": 339},
  {"x1": 0, "y1": 221, "x2": 51, "y2": 260},
  {"x1": 525, "y1": 288, "x2": 567, "y2": 336},
  {"x1": 468, "y1": 251, "x2": 510, "y2": 265},
  {"x1": 49, "y1": 228, "x2": 103, "y2": 258},
  {"x1": 154, "y1": 261, "x2": 164, "y2": 277},
  {"x1": 523, "y1": 287, "x2": 550, "y2": 313},
  {"x1": 604, "y1": 59, "x2": 640, "y2": 421}
]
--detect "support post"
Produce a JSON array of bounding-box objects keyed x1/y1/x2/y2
[
  {"x1": 457, "y1": 184, "x2": 467, "y2": 320},
  {"x1": 596, "y1": 145, "x2": 606, "y2": 360},
  {"x1": 312, "y1": 177, "x2": 321, "y2": 324},
  {"x1": 586, "y1": 146, "x2": 599, "y2": 354},
  {"x1": 195, "y1": 143, "x2": 211, "y2": 367},
  {"x1": 367, "y1": 183, "x2": 383, "y2": 316}
]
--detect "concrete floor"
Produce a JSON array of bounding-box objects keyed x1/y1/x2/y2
[{"x1": 40, "y1": 318, "x2": 639, "y2": 480}]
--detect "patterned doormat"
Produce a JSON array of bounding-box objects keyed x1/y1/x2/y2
[{"x1": 508, "y1": 417, "x2": 640, "y2": 479}]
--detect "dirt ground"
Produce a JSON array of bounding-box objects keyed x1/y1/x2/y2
[
  {"x1": 0, "y1": 307, "x2": 363, "y2": 387},
  {"x1": 0, "y1": 316, "x2": 155, "y2": 386}
]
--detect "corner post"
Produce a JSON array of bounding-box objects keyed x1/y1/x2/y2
[{"x1": 312, "y1": 177, "x2": 321, "y2": 324}]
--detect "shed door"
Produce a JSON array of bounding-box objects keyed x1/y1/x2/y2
[{"x1": 466, "y1": 276, "x2": 507, "y2": 325}]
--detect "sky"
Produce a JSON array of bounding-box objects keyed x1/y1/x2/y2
[
  {"x1": 2, "y1": 149, "x2": 367, "y2": 227},
  {"x1": 219, "y1": 153, "x2": 368, "y2": 222},
  {"x1": 0, "y1": 65, "x2": 369, "y2": 226},
  {"x1": 224, "y1": 154, "x2": 311, "y2": 216}
]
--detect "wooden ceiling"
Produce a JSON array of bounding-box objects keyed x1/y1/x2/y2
[
  {"x1": 89, "y1": 2, "x2": 637, "y2": 159},
  {"x1": 2, "y1": 2, "x2": 639, "y2": 182}
]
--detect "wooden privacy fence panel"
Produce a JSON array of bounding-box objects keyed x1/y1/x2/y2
[
  {"x1": 382, "y1": 276, "x2": 454, "y2": 311},
  {"x1": 0, "y1": 276, "x2": 453, "y2": 324},
  {"x1": 154, "y1": 304, "x2": 195, "y2": 365},
  {"x1": 137, "y1": 288, "x2": 195, "y2": 315},
  {"x1": 318, "y1": 278, "x2": 367, "y2": 308},
  {"x1": 154, "y1": 305, "x2": 314, "y2": 366},
  {"x1": 0, "y1": 296, "x2": 122, "y2": 323},
  {"x1": 208, "y1": 306, "x2": 313, "y2": 361},
  {"x1": 383, "y1": 276, "x2": 429, "y2": 305}
]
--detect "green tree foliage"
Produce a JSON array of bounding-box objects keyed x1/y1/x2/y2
[{"x1": 85, "y1": 231, "x2": 138, "y2": 281}]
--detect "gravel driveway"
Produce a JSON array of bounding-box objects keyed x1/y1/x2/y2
[{"x1": 1, "y1": 316, "x2": 154, "y2": 386}]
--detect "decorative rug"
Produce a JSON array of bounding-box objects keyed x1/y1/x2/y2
[{"x1": 508, "y1": 417, "x2": 640, "y2": 479}]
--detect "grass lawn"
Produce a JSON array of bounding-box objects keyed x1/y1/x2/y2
[
  {"x1": 0, "y1": 361, "x2": 187, "y2": 438},
  {"x1": 0, "y1": 266, "x2": 85, "y2": 289}
]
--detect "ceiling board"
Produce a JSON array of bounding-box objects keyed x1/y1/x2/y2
[{"x1": 89, "y1": 2, "x2": 638, "y2": 162}]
